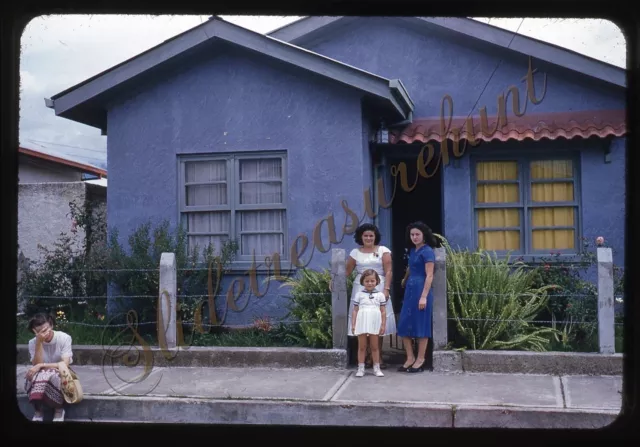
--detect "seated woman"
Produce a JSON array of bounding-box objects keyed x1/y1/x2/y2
[{"x1": 24, "y1": 312, "x2": 74, "y2": 422}]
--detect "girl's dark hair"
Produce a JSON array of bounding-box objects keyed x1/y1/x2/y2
[
  {"x1": 28, "y1": 313, "x2": 55, "y2": 332},
  {"x1": 360, "y1": 269, "x2": 381, "y2": 286},
  {"x1": 354, "y1": 223, "x2": 381, "y2": 246},
  {"x1": 405, "y1": 221, "x2": 439, "y2": 248}
]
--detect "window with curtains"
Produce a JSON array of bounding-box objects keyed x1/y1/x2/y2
[
  {"x1": 473, "y1": 155, "x2": 580, "y2": 255},
  {"x1": 178, "y1": 153, "x2": 287, "y2": 262}
]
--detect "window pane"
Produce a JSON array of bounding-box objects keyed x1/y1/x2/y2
[
  {"x1": 240, "y1": 182, "x2": 283, "y2": 204},
  {"x1": 239, "y1": 158, "x2": 282, "y2": 180},
  {"x1": 239, "y1": 210, "x2": 285, "y2": 231},
  {"x1": 476, "y1": 161, "x2": 518, "y2": 181},
  {"x1": 478, "y1": 231, "x2": 520, "y2": 251},
  {"x1": 241, "y1": 234, "x2": 285, "y2": 256},
  {"x1": 188, "y1": 235, "x2": 230, "y2": 256},
  {"x1": 239, "y1": 210, "x2": 285, "y2": 256},
  {"x1": 530, "y1": 160, "x2": 573, "y2": 179},
  {"x1": 532, "y1": 230, "x2": 575, "y2": 250},
  {"x1": 185, "y1": 160, "x2": 226, "y2": 182},
  {"x1": 478, "y1": 209, "x2": 520, "y2": 228},
  {"x1": 531, "y1": 182, "x2": 573, "y2": 202},
  {"x1": 531, "y1": 207, "x2": 575, "y2": 227},
  {"x1": 186, "y1": 184, "x2": 227, "y2": 206},
  {"x1": 187, "y1": 211, "x2": 230, "y2": 233},
  {"x1": 476, "y1": 184, "x2": 519, "y2": 203}
]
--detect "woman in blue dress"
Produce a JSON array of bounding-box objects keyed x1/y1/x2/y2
[{"x1": 396, "y1": 222, "x2": 438, "y2": 373}]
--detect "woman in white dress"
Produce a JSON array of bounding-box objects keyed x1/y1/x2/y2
[{"x1": 331, "y1": 223, "x2": 396, "y2": 368}]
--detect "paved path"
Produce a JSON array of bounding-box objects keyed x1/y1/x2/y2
[{"x1": 16, "y1": 365, "x2": 622, "y2": 428}]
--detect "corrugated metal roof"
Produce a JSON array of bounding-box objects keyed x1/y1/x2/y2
[{"x1": 389, "y1": 109, "x2": 626, "y2": 144}]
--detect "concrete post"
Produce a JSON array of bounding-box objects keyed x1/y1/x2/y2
[
  {"x1": 432, "y1": 247, "x2": 448, "y2": 350},
  {"x1": 331, "y1": 248, "x2": 348, "y2": 351},
  {"x1": 596, "y1": 247, "x2": 615, "y2": 354},
  {"x1": 158, "y1": 252, "x2": 177, "y2": 349}
]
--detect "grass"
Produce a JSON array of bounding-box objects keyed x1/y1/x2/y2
[{"x1": 16, "y1": 318, "x2": 304, "y2": 348}]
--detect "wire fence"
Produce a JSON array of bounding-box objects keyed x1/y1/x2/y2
[{"x1": 18, "y1": 263, "x2": 624, "y2": 339}]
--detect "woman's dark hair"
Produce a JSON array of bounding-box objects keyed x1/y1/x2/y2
[
  {"x1": 354, "y1": 223, "x2": 381, "y2": 246},
  {"x1": 27, "y1": 313, "x2": 55, "y2": 332},
  {"x1": 360, "y1": 269, "x2": 381, "y2": 286},
  {"x1": 405, "y1": 221, "x2": 438, "y2": 248}
]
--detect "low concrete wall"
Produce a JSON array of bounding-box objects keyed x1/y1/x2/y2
[
  {"x1": 16, "y1": 395, "x2": 619, "y2": 428},
  {"x1": 16, "y1": 345, "x2": 347, "y2": 369},
  {"x1": 16, "y1": 344, "x2": 621, "y2": 374},
  {"x1": 433, "y1": 350, "x2": 623, "y2": 376}
]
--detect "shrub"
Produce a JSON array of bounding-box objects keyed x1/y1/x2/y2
[
  {"x1": 18, "y1": 200, "x2": 239, "y2": 336},
  {"x1": 530, "y1": 238, "x2": 625, "y2": 352},
  {"x1": 439, "y1": 236, "x2": 558, "y2": 351},
  {"x1": 274, "y1": 266, "x2": 356, "y2": 349}
]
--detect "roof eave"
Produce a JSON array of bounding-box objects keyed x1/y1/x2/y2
[
  {"x1": 268, "y1": 16, "x2": 625, "y2": 89},
  {"x1": 46, "y1": 17, "x2": 412, "y2": 129},
  {"x1": 412, "y1": 17, "x2": 626, "y2": 88},
  {"x1": 19, "y1": 147, "x2": 107, "y2": 177}
]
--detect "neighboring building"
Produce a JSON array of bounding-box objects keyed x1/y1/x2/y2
[
  {"x1": 19, "y1": 146, "x2": 107, "y2": 183},
  {"x1": 44, "y1": 17, "x2": 626, "y2": 324},
  {"x1": 18, "y1": 146, "x2": 107, "y2": 265}
]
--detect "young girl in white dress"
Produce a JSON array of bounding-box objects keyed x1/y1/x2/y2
[
  {"x1": 344, "y1": 224, "x2": 396, "y2": 369},
  {"x1": 350, "y1": 269, "x2": 387, "y2": 378}
]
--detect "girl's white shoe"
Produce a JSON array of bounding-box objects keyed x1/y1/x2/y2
[
  {"x1": 373, "y1": 365, "x2": 384, "y2": 377},
  {"x1": 355, "y1": 364, "x2": 365, "y2": 377},
  {"x1": 53, "y1": 409, "x2": 65, "y2": 422},
  {"x1": 32, "y1": 414, "x2": 43, "y2": 422}
]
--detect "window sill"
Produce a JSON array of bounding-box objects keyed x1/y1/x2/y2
[{"x1": 224, "y1": 261, "x2": 299, "y2": 276}]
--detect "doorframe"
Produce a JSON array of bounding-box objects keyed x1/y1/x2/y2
[{"x1": 372, "y1": 144, "x2": 446, "y2": 353}]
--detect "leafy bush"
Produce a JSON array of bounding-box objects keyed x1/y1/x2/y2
[
  {"x1": 274, "y1": 267, "x2": 356, "y2": 349},
  {"x1": 102, "y1": 221, "x2": 238, "y2": 331},
  {"x1": 439, "y1": 236, "x2": 558, "y2": 351},
  {"x1": 19, "y1": 200, "x2": 239, "y2": 336},
  {"x1": 530, "y1": 238, "x2": 625, "y2": 352}
]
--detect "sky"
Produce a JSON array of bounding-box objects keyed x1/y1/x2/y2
[{"x1": 18, "y1": 15, "x2": 627, "y2": 170}]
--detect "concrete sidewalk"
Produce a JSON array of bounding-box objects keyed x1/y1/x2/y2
[{"x1": 15, "y1": 365, "x2": 622, "y2": 428}]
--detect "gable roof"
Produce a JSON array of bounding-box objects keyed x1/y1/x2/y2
[
  {"x1": 19, "y1": 146, "x2": 107, "y2": 178},
  {"x1": 268, "y1": 16, "x2": 626, "y2": 89},
  {"x1": 45, "y1": 16, "x2": 414, "y2": 131}
]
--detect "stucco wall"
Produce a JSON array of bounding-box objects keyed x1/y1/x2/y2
[
  {"x1": 442, "y1": 138, "x2": 626, "y2": 269},
  {"x1": 301, "y1": 17, "x2": 626, "y2": 268},
  {"x1": 301, "y1": 18, "x2": 625, "y2": 117},
  {"x1": 18, "y1": 182, "x2": 107, "y2": 263},
  {"x1": 105, "y1": 45, "x2": 372, "y2": 324}
]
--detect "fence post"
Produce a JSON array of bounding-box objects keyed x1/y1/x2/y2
[
  {"x1": 432, "y1": 247, "x2": 447, "y2": 350},
  {"x1": 158, "y1": 252, "x2": 177, "y2": 349},
  {"x1": 597, "y1": 247, "x2": 615, "y2": 354},
  {"x1": 331, "y1": 248, "x2": 348, "y2": 351}
]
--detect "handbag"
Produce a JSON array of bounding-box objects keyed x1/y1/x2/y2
[{"x1": 58, "y1": 361, "x2": 83, "y2": 404}]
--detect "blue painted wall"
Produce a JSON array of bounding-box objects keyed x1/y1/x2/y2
[
  {"x1": 105, "y1": 45, "x2": 374, "y2": 324},
  {"x1": 300, "y1": 17, "x2": 626, "y2": 268},
  {"x1": 103, "y1": 18, "x2": 627, "y2": 324}
]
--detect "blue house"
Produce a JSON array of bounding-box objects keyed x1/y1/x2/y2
[{"x1": 45, "y1": 16, "x2": 626, "y2": 326}]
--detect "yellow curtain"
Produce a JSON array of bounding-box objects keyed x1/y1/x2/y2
[
  {"x1": 476, "y1": 161, "x2": 520, "y2": 251},
  {"x1": 530, "y1": 160, "x2": 575, "y2": 250}
]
